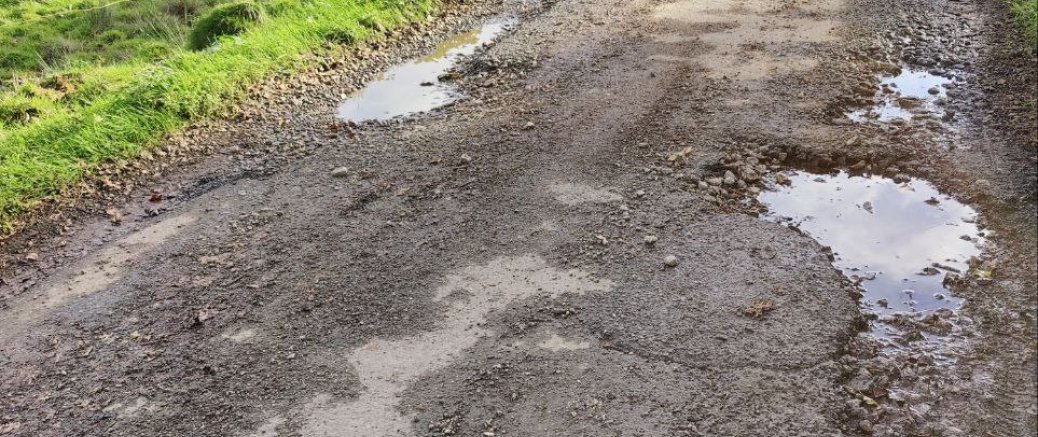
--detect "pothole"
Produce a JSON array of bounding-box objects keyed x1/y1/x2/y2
[
  {"x1": 847, "y1": 67, "x2": 957, "y2": 124},
  {"x1": 336, "y1": 17, "x2": 516, "y2": 122},
  {"x1": 757, "y1": 170, "x2": 985, "y2": 354}
]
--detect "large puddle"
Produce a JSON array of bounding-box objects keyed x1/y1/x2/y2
[
  {"x1": 847, "y1": 67, "x2": 953, "y2": 123},
  {"x1": 758, "y1": 171, "x2": 984, "y2": 343},
  {"x1": 336, "y1": 17, "x2": 516, "y2": 122}
]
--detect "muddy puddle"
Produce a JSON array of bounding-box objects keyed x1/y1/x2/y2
[
  {"x1": 336, "y1": 17, "x2": 516, "y2": 122},
  {"x1": 848, "y1": 67, "x2": 955, "y2": 123},
  {"x1": 758, "y1": 170, "x2": 984, "y2": 347}
]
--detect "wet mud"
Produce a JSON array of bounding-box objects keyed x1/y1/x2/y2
[
  {"x1": 0, "y1": 0, "x2": 1034, "y2": 436},
  {"x1": 337, "y1": 17, "x2": 515, "y2": 122}
]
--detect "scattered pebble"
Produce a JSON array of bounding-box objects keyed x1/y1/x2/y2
[
  {"x1": 723, "y1": 170, "x2": 737, "y2": 185},
  {"x1": 663, "y1": 255, "x2": 679, "y2": 267},
  {"x1": 106, "y1": 208, "x2": 124, "y2": 225}
]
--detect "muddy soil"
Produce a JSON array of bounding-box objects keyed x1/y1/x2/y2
[{"x1": 1, "y1": 0, "x2": 1035, "y2": 436}]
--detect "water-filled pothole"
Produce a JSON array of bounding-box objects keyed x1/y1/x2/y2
[
  {"x1": 847, "y1": 68, "x2": 954, "y2": 123},
  {"x1": 758, "y1": 171, "x2": 984, "y2": 344},
  {"x1": 336, "y1": 17, "x2": 516, "y2": 122}
]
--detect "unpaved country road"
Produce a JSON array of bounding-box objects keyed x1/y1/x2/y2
[{"x1": 1, "y1": 0, "x2": 1035, "y2": 436}]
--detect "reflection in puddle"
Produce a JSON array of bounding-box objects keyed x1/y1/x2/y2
[
  {"x1": 848, "y1": 68, "x2": 953, "y2": 123},
  {"x1": 337, "y1": 17, "x2": 516, "y2": 122},
  {"x1": 758, "y1": 171, "x2": 983, "y2": 339}
]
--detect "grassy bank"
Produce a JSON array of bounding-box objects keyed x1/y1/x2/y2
[
  {"x1": 1009, "y1": 0, "x2": 1037, "y2": 47},
  {"x1": 0, "y1": 0, "x2": 439, "y2": 232}
]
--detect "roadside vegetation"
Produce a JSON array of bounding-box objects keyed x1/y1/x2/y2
[
  {"x1": 0, "y1": 0, "x2": 439, "y2": 232},
  {"x1": 1009, "y1": 0, "x2": 1037, "y2": 48}
]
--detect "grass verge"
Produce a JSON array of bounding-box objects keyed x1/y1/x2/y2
[
  {"x1": 0, "y1": 0, "x2": 439, "y2": 232},
  {"x1": 1009, "y1": 0, "x2": 1037, "y2": 48}
]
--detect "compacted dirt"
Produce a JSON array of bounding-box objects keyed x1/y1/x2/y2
[{"x1": 1, "y1": 0, "x2": 1035, "y2": 436}]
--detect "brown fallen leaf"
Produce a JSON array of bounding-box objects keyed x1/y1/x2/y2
[{"x1": 743, "y1": 298, "x2": 777, "y2": 320}]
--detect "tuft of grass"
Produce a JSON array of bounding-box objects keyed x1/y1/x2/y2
[
  {"x1": 1009, "y1": 0, "x2": 1037, "y2": 49},
  {"x1": 165, "y1": 0, "x2": 203, "y2": 19},
  {"x1": 186, "y1": 1, "x2": 267, "y2": 50},
  {"x1": 0, "y1": 0, "x2": 440, "y2": 232}
]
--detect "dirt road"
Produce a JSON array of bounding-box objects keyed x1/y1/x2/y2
[{"x1": 1, "y1": 0, "x2": 1035, "y2": 436}]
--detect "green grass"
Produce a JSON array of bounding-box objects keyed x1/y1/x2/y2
[
  {"x1": 0, "y1": 0, "x2": 440, "y2": 232},
  {"x1": 186, "y1": 1, "x2": 267, "y2": 50},
  {"x1": 1009, "y1": 0, "x2": 1037, "y2": 48}
]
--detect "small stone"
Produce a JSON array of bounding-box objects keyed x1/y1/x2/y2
[
  {"x1": 460, "y1": 154, "x2": 473, "y2": 164},
  {"x1": 706, "y1": 177, "x2": 723, "y2": 186},
  {"x1": 25, "y1": 252, "x2": 39, "y2": 262},
  {"x1": 663, "y1": 255, "x2": 679, "y2": 267},
  {"x1": 643, "y1": 235, "x2": 658, "y2": 245},
  {"x1": 740, "y1": 167, "x2": 760, "y2": 182},
  {"x1": 635, "y1": 189, "x2": 646, "y2": 198},
  {"x1": 106, "y1": 208, "x2": 123, "y2": 225},
  {"x1": 723, "y1": 171, "x2": 737, "y2": 185},
  {"x1": 330, "y1": 167, "x2": 350, "y2": 178},
  {"x1": 859, "y1": 420, "x2": 873, "y2": 433},
  {"x1": 775, "y1": 173, "x2": 791, "y2": 185},
  {"x1": 698, "y1": 181, "x2": 709, "y2": 189},
  {"x1": 523, "y1": 121, "x2": 536, "y2": 130}
]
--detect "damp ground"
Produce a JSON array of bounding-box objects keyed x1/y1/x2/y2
[
  {"x1": 847, "y1": 67, "x2": 956, "y2": 123},
  {"x1": 336, "y1": 17, "x2": 516, "y2": 122},
  {"x1": 0, "y1": 0, "x2": 1034, "y2": 436},
  {"x1": 758, "y1": 170, "x2": 984, "y2": 346}
]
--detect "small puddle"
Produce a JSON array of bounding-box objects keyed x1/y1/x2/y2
[
  {"x1": 758, "y1": 171, "x2": 984, "y2": 345},
  {"x1": 847, "y1": 67, "x2": 953, "y2": 123},
  {"x1": 336, "y1": 17, "x2": 516, "y2": 122}
]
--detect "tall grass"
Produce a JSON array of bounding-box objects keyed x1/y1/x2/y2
[
  {"x1": 1009, "y1": 0, "x2": 1037, "y2": 48},
  {"x1": 0, "y1": 0, "x2": 439, "y2": 231}
]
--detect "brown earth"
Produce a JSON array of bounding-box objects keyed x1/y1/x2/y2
[{"x1": 0, "y1": 0, "x2": 1035, "y2": 436}]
